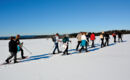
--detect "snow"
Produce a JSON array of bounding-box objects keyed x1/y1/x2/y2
[{"x1": 0, "y1": 35, "x2": 130, "y2": 80}]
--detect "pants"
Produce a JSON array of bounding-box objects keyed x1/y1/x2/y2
[
  {"x1": 6, "y1": 51, "x2": 17, "y2": 62},
  {"x1": 76, "y1": 41, "x2": 81, "y2": 50},
  {"x1": 101, "y1": 39, "x2": 105, "y2": 48},
  {"x1": 118, "y1": 37, "x2": 123, "y2": 42},
  {"x1": 63, "y1": 43, "x2": 69, "y2": 55},
  {"x1": 20, "y1": 48, "x2": 24, "y2": 58},
  {"x1": 53, "y1": 43, "x2": 60, "y2": 54},
  {"x1": 105, "y1": 38, "x2": 109, "y2": 46},
  {"x1": 91, "y1": 40, "x2": 95, "y2": 47},
  {"x1": 79, "y1": 42, "x2": 88, "y2": 52},
  {"x1": 87, "y1": 38, "x2": 89, "y2": 46},
  {"x1": 114, "y1": 36, "x2": 116, "y2": 43}
]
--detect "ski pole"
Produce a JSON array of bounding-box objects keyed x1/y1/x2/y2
[{"x1": 23, "y1": 46, "x2": 32, "y2": 54}]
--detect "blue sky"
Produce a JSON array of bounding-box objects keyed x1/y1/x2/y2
[{"x1": 0, "y1": 0, "x2": 130, "y2": 36}]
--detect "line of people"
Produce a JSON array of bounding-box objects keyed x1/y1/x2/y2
[
  {"x1": 52, "y1": 31, "x2": 123, "y2": 55},
  {"x1": 5, "y1": 31, "x2": 123, "y2": 63}
]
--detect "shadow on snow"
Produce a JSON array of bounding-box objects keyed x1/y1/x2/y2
[
  {"x1": 20, "y1": 41, "x2": 127, "y2": 63},
  {"x1": 20, "y1": 53, "x2": 52, "y2": 63}
]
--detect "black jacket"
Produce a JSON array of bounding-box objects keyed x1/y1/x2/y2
[
  {"x1": 9, "y1": 40, "x2": 17, "y2": 52},
  {"x1": 16, "y1": 39, "x2": 20, "y2": 45},
  {"x1": 104, "y1": 33, "x2": 110, "y2": 39}
]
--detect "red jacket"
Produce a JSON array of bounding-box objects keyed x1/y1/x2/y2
[
  {"x1": 112, "y1": 33, "x2": 116, "y2": 37},
  {"x1": 90, "y1": 33, "x2": 95, "y2": 40}
]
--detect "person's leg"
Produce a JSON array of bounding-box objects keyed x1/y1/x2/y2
[
  {"x1": 66, "y1": 44, "x2": 69, "y2": 55},
  {"x1": 13, "y1": 52, "x2": 18, "y2": 63},
  {"x1": 56, "y1": 43, "x2": 61, "y2": 53},
  {"x1": 114, "y1": 37, "x2": 116, "y2": 43},
  {"x1": 121, "y1": 37, "x2": 123, "y2": 42},
  {"x1": 20, "y1": 48, "x2": 25, "y2": 58},
  {"x1": 76, "y1": 41, "x2": 81, "y2": 50},
  {"x1": 107, "y1": 39, "x2": 109, "y2": 46},
  {"x1": 105, "y1": 39, "x2": 107, "y2": 46},
  {"x1": 92, "y1": 40, "x2": 94, "y2": 47},
  {"x1": 102, "y1": 39, "x2": 104, "y2": 48},
  {"x1": 53, "y1": 43, "x2": 57, "y2": 54},
  {"x1": 6, "y1": 52, "x2": 14, "y2": 63},
  {"x1": 91, "y1": 40, "x2": 93, "y2": 47},
  {"x1": 118, "y1": 37, "x2": 120, "y2": 42},
  {"x1": 85, "y1": 42, "x2": 88, "y2": 52},
  {"x1": 79, "y1": 46, "x2": 84, "y2": 52}
]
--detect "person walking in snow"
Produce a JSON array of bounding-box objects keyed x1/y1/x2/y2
[
  {"x1": 104, "y1": 33, "x2": 110, "y2": 46},
  {"x1": 90, "y1": 32, "x2": 95, "y2": 48},
  {"x1": 100, "y1": 32, "x2": 105, "y2": 48},
  {"x1": 112, "y1": 32, "x2": 116, "y2": 43},
  {"x1": 52, "y1": 33, "x2": 62, "y2": 54},
  {"x1": 118, "y1": 31, "x2": 123, "y2": 42},
  {"x1": 5, "y1": 36, "x2": 18, "y2": 63},
  {"x1": 16, "y1": 34, "x2": 26, "y2": 59},
  {"x1": 86, "y1": 32, "x2": 90, "y2": 46},
  {"x1": 79, "y1": 32, "x2": 88, "y2": 53},
  {"x1": 62, "y1": 34, "x2": 71, "y2": 55},
  {"x1": 76, "y1": 32, "x2": 82, "y2": 51}
]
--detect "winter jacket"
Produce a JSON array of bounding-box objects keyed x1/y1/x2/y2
[
  {"x1": 16, "y1": 39, "x2": 20, "y2": 45},
  {"x1": 9, "y1": 40, "x2": 17, "y2": 52},
  {"x1": 100, "y1": 34, "x2": 104, "y2": 39},
  {"x1": 76, "y1": 33, "x2": 82, "y2": 41},
  {"x1": 81, "y1": 35, "x2": 87, "y2": 41},
  {"x1": 118, "y1": 33, "x2": 122, "y2": 38},
  {"x1": 104, "y1": 33, "x2": 110, "y2": 39},
  {"x1": 62, "y1": 37, "x2": 69, "y2": 43},
  {"x1": 55, "y1": 36, "x2": 60, "y2": 43},
  {"x1": 90, "y1": 33, "x2": 95, "y2": 40},
  {"x1": 80, "y1": 35, "x2": 87, "y2": 46},
  {"x1": 112, "y1": 33, "x2": 116, "y2": 37}
]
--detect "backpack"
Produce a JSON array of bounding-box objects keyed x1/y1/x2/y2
[
  {"x1": 63, "y1": 37, "x2": 69, "y2": 43},
  {"x1": 52, "y1": 36, "x2": 56, "y2": 42}
]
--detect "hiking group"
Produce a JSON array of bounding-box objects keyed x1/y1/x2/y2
[{"x1": 5, "y1": 31, "x2": 123, "y2": 64}]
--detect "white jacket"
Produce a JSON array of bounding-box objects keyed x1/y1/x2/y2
[
  {"x1": 55, "y1": 36, "x2": 59, "y2": 43},
  {"x1": 81, "y1": 35, "x2": 87, "y2": 41}
]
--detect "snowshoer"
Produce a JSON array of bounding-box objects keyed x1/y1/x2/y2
[
  {"x1": 52, "y1": 33, "x2": 62, "y2": 54},
  {"x1": 5, "y1": 37, "x2": 18, "y2": 63},
  {"x1": 118, "y1": 31, "x2": 123, "y2": 42},
  {"x1": 16, "y1": 34, "x2": 26, "y2": 59},
  {"x1": 79, "y1": 32, "x2": 88, "y2": 52},
  {"x1": 86, "y1": 32, "x2": 90, "y2": 46},
  {"x1": 100, "y1": 32, "x2": 105, "y2": 48},
  {"x1": 104, "y1": 33, "x2": 110, "y2": 46},
  {"x1": 62, "y1": 34, "x2": 71, "y2": 55},
  {"x1": 76, "y1": 32, "x2": 82, "y2": 51},
  {"x1": 90, "y1": 32, "x2": 95, "y2": 48},
  {"x1": 112, "y1": 32, "x2": 116, "y2": 43}
]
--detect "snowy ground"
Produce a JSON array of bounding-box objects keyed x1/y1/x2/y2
[{"x1": 0, "y1": 35, "x2": 130, "y2": 80}]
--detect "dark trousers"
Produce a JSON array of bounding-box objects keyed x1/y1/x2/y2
[
  {"x1": 79, "y1": 42, "x2": 88, "y2": 52},
  {"x1": 87, "y1": 38, "x2": 89, "y2": 46},
  {"x1": 53, "y1": 43, "x2": 60, "y2": 54},
  {"x1": 101, "y1": 39, "x2": 105, "y2": 48},
  {"x1": 76, "y1": 41, "x2": 81, "y2": 50},
  {"x1": 6, "y1": 51, "x2": 17, "y2": 62},
  {"x1": 20, "y1": 48, "x2": 24, "y2": 58},
  {"x1": 105, "y1": 38, "x2": 109, "y2": 46},
  {"x1": 91, "y1": 40, "x2": 95, "y2": 47},
  {"x1": 63, "y1": 44, "x2": 69, "y2": 55},
  {"x1": 118, "y1": 37, "x2": 123, "y2": 42},
  {"x1": 114, "y1": 36, "x2": 116, "y2": 43}
]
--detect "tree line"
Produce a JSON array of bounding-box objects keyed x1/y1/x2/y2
[{"x1": 0, "y1": 30, "x2": 130, "y2": 40}]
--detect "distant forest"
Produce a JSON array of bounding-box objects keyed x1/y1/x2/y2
[{"x1": 0, "y1": 30, "x2": 130, "y2": 40}]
